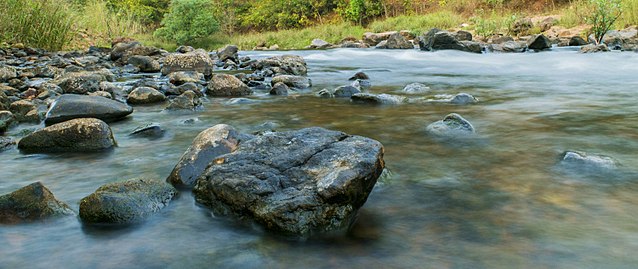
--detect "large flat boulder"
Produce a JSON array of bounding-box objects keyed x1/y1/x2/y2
[
  {"x1": 207, "y1": 74, "x2": 251, "y2": 96},
  {"x1": 45, "y1": 94, "x2": 133, "y2": 125},
  {"x1": 0, "y1": 182, "x2": 74, "y2": 224},
  {"x1": 161, "y1": 49, "x2": 214, "y2": 77},
  {"x1": 193, "y1": 127, "x2": 385, "y2": 237},
  {"x1": 79, "y1": 178, "x2": 177, "y2": 224},
  {"x1": 251, "y1": 55, "x2": 307, "y2": 76},
  {"x1": 18, "y1": 118, "x2": 116, "y2": 153}
]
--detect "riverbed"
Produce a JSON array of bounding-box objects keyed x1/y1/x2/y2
[{"x1": 2, "y1": 48, "x2": 638, "y2": 268}]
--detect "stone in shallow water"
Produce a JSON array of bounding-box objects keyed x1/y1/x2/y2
[
  {"x1": 79, "y1": 178, "x2": 177, "y2": 224},
  {"x1": 130, "y1": 123, "x2": 164, "y2": 139},
  {"x1": 426, "y1": 113, "x2": 475, "y2": 138},
  {"x1": 351, "y1": 93, "x2": 406, "y2": 105},
  {"x1": 193, "y1": 127, "x2": 385, "y2": 237},
  {"x1": 449, "y1": 93, "x2": 478, "y2": 105},
  {"x1": 559, "y1": 151, "x2": 619, "y2": 172},
  {"x1": 18, "y1": 118, "x2": 116, "y2": 153},
  {"x1": 45, "y1": 94, "x2": 133, "y2": 125},
  {"x1": 0, "y1": 182, "x2": 74, "y2": 224},
  {"x1": 402, "y1": 83, "x2": 430, "y2": 94}
]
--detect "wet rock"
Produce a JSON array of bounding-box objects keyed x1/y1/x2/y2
[
  {"x1": 45, "y1": 94, "x2": 133, "y2": 125},
  {"x1": 363, "y1": 31, "x2": 397, "y2": 46},
  {"x1": 9, "y1": 100, "x2": 40, "y2": 123},
  {"x1": 176, "y1": 45, "x2": 194, "y2": 53},
  {"x1": 490, "y1": 41, "x2": 528, "y2": 53},
  {"x1": 349, "y1": 72, "x2": 369, "y2": 81},
  {"x1": 54, "y1": 69, "x2": 115, "y2": 94},
  {"x1": 569, "y1": 36, "x2": 588, "y2": 46},
  {"x1": 307, "y1": 39, "x2": 331, "y2": 49},
  {"x1": 168, "y1": 124, "x2": 247, "y2": 187},
  {"x1": 527, "y1": 34, "x2": 552, "y2": 51},
  {"x1": 419, "y1": 29, "x2": 482, "y2": 53},
  {"x1": 351, "y1": 93, "x2": 405, "y2": 105},
  {"x1": 110, "y1": 41, "x2": 140, "y2": 61},
  {"x1": 450, "y1": 93, "x2": 478, "y2": 105},
  {"x1": 252, "y1": 55, "x2": 307, "y2": 76},
  {"x1": 168, "y1": 71, "x2": 204, "y2": 86},
  {"x1": 270, "y1": 82, "x2": 289, "y2": 96},
  {"x1": 0, "y1": 110, "x2": 15, "y2": 133},
  {"x1": 351, "y1": 79, "x2": 371, "y2": 91},
  {"x1": 18, "y1": 118, "x2": 116, "y2": 153},
  {"x1": 333, "y1": 85, "x2": 361, "y2": 98},
  {"x1": 602, "y1": 27, "x2": 638, "y2": 50},
  {"x1": 88, "y1": 91, "x2": 112, "y2": 99},
  {"x1": 559, "y1": 151, "x2": 619, "y2": 172},
  {"x1": 271, "y1": 75, "x2": 311, "y2": 89},
  {"x1": 207, "y1": 74, "x2": 252, "y2": 97},
  {"x1": 217, "y1": 45, "x2": 239, "y2": 63},
  {"x1": 161, "y1": 50, "x2": 214, "y2": 77},
  {"x1": 0, "y1": 136, "x2": 15, "y2": 152},
  {"x1": 127, "y1": 87, "x2": 166, "y2": 104},
  {"x1": 0, "y1": 182, "x2": 74, "y2": 224},
  {"x1": 426, "y1": 113, "x2": 475, "y2": 138},
  {"x1": 166, "y1": 90, "x2": 201, "y2": 110},
  {"x1": 453, "y1": 30, "x2": 473, "y2": 41},
  {"x1": 193, "y1": 127, "x2": 385, "y2": 236},
  {"x1": 130, "y1": 123, "x2": 164, "y2": 138},
  {"x1": 127, "y1": 55, "x2": 160, "y2": 73},
  {"x1": 580, "y1": 44, "x2": 610, "y2": 53},
  {"x1": 225, "y1": 98, "x2": 258, "y2": 105},
  {"x1": 402, "y1": 83, "x2": 430, "y2": 94},
  {"x1": 79, "y1": 178, "x2": 177, "y2": 224},
  {"x1": 0, "y1": 66, "x2": 17, "y2": 82},
  {"x1": 375, "y1": 33, "x2": 413, "y2": 49},
  {"x1": 317, "y1": 89, "x2": 334, "y2": 98}
]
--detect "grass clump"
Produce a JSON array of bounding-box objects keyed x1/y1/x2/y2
[
  {"x1": 0, "y1": 0, "x2": 75, "y2": 51},
  {"x1": 367, "y1": 11, "x2": 465, "y2": 34},
  {"x1": 75, "y1": 0, "x2": 146, "y2": 47}
]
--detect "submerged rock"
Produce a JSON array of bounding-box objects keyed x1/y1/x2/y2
[
  {"x1": 333, "y1": 86, "x2": 361, "y2": 98},
  {"x1": 559, "y1": 151, "x2": 619, "y2": 172},
  {"x1": 168, "y1": 124, "x2": 248, "y2": 188},
  {"x1": 426, "y1": 113, "x2": 475, "y2": 138},
  {"x1": 450, "y1": 93, "x2": 479, "y2": 105},
  {"x1": 18, "y1": 118, "x2": 116, "y2": 153},
  {"x1": 207, "y1": 74, "x2": 252, "y2": 97},
  {"x1": 193, "y1": 127, "x2": 385, "y2": 236},
  {"x1": 271, "y1": 75, "x2": 311, "y2": 89},
  {"x1": 79, "y1": 178, "x2": 177, "y2": 224},
  {"x1": 130, "y1": 123, "x2": 164, "y2": 139},
  {"x1": 351, "y1": 93, "x2": 406, "y2": 105},
  {"x1": 45, "y1": 94, "x2": 133, "y2": 125},
  {"x1": 127, "y1": 87, "x2": 166, "y2": 104},
  {"x1": 402, "y1": 83, "x2": 430, "y2": 94},
  {"x1": 0, "y1": 182, "x2": 74, "y2": 224}
]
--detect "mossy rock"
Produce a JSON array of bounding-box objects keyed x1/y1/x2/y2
[{"x1": 0, "y1": 182, "x2": 74, "y2": 224}]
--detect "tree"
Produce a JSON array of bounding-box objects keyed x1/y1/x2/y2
[
  {"x1": 587, "y1": 0, "x2": 622, "y2": 45},
  {"x1": 153, "y1": 0, "x2": 219, "y2": 44}
]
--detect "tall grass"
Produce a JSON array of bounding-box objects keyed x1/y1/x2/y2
[
  {"x1": 0, "y1": 0, "x2": 75, "y2": 50},
  {"x1": 75, "y1": 0, "x2": 146, "y2": 47},
  {"x1": 368, "y1": 11, "x2": 466, "y2": 34},
  {"x1": 618, "y1": 0, "x2": 638, "y2": 27}
]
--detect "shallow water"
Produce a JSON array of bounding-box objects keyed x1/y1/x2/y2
[{"x1": 2, "y1": 48, "x2": 638, "y2": 269}]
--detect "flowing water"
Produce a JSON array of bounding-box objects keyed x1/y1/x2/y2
[{"x1": 2, "y1": 48, "x2": 638, "y2": 269}]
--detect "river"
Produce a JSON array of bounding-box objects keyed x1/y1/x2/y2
[{"x1": 1, "y1": 48, "x2": 638, "y2": 268}]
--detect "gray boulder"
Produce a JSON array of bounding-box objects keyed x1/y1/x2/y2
[
  {"x1": 0, "y1": 182, "x2": 74, "y2": 224},
  {"x1": 168, "y1": 71, "x2": 204, "y2": 86},
  {"x1": 161, "y1": 50, "x2": 215, "y2": 77},
  {"x1": 18, "y1": 118, "x2": 116, "y2": 153},
  {"x1": 271, "y1": 75, "x2": 312, "y2": 89},
  {"x1": 419, "y1": 29, "x2": 482, "y2": 53},
  {"x1": 9, "y1": 100, "x2": 41, "y2": 123},
  {"x1": 453, "y1": 30, "x2": 473, "y2": 41},
  {"x1": 270, "y1": 82, "x2": 289, "y2": 96},
  {"x1": 127, "y1": 87, "x2": 166, "y2": 104},
  {"x1": 168, "y1": 124, "x2": 248, "y2": 187},
  {"x1": 527, "y1": 34, "x2": 552, "y2": 51},
  {"x1": 351, "y1": 79, "x2": 371, "y2": 91},
  {"x1": 252, "y1": 55, "x2": 307, "y2": 76},
  {"x1": 580, "y1": 44, "x2": 610, "y2": 53},
  {"x1": 490, "y1": 41, "x2": 528, "y2": 53},
  {"x1": 207, "y1": 74, "x2": 252, "y2": 96},
  {"x1": 217, "y1": 45, "x2": 239, "y2": 62},
  {"x1": 192, "y1": 127, "x2": 385, "y2": 236},
  {"x1": 363, "y1": 31, "x2": 397, "y2": 46},
  {"x1": 351, "y1": 93, "x2": 406, "y2": 105},
  {"x1": 45, "y1": 94, "x2": 133, "y2": 125},
  {"x1": 376, "y1": 33, "x2": 413, "y2": 49},
  {"x1": 426, "y1": 113, "x2": 475, "y2": 138},
  {"x1": 333, "y1": 85, "x2": 361, "y2": 98},
  {"x1": 127, "y1": 55, "x2": 161, "y2": 73},
  {"x1": 568, "y1": 36, "x2": 588, "y2": 46},
  {"x1": 110, "y1": 42, "x2": 160, "y2": 62},
  {"x1": 166, "y1": 90, "x2": 201, "y2": 110},
  {"x1": 308, "y1": 39, "x2": 331, "y2": 49},
  {"x1": 0, "y1": 66, "x2": 17, "y2": 82},
  {"x1": 0, "y1": 110, "x2": 14, "y2": 133},
  {"x1": 79, "y1": 178, "x2": 177, "y2": 224},
  {"x1": 54, "y1": 69, "x2": 115, "y2": 94},
  {"x1": 130, "y1": 123, "x2": 164, "y2": 139}
]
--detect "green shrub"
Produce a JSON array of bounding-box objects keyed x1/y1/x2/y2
[
  {"x1": 586, "y1": 0, "x2": 622, "y2": 44},
  {"x1": 0, "y1": 0, "x2": 75, "y2": 50},
  {"x1": 154, "y1": 0, "x2": 219, "y2": 45}
]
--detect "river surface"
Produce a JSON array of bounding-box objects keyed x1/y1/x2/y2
[{"x1": 2, "y1": 48, "x2": 638, "y2": 268}]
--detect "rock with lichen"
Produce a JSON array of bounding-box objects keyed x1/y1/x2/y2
[{"x1": 0, "y1": 182, "x2": 74, "y2": 224}]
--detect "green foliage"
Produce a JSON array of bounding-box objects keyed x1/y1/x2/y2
[
  {"x1": 586, "y1": 0, "x2": 622, "y2": 44},
  {"x1": 470, "y1": 9, "x2": 519, "y2": 38},
  {"x1": 76, "y1": 0, "x2": 146, "y2": 46},
  {"x1": 368, "y1": 11, "x2": 464, "y2": 33},
  {"x1": 617, "y1": 0, "x2": 638, "y2": 27},
  {"x1": 0, "y1": 0, "x2": 75, "y2": 50},
  {"x1": 341, "y1": 0, "x2": 384, "y2": 25},
  {"x1": 154, "y1": 0, "x2": 219, "y2": 45}
]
